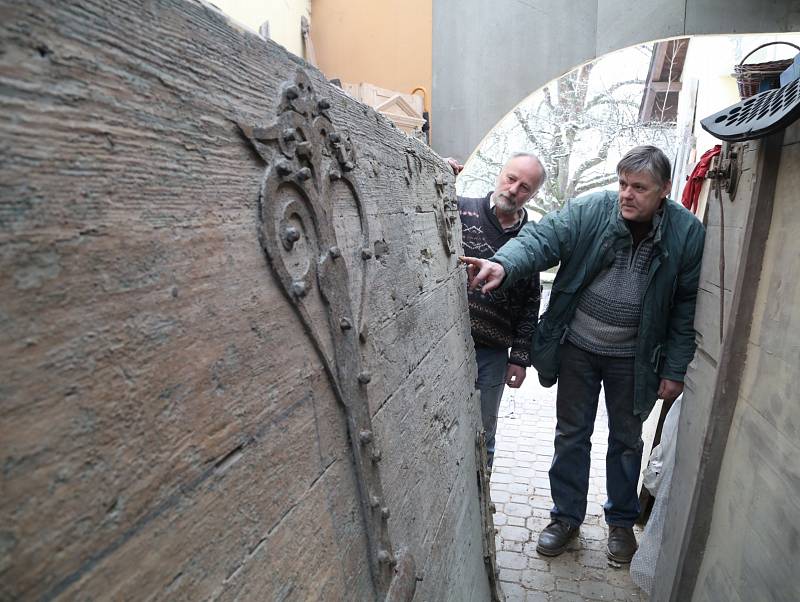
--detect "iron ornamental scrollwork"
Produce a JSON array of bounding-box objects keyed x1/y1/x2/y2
[{"x1": 238, "y1": 70, "x2": 415, "y2": 601}]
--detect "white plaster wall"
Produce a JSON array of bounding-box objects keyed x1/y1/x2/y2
[{"x1": 211, "y1": 0, "x2": 311, "y2": 57}]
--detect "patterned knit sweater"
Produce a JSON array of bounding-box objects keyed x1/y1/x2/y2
[
  {"x1": 567, "y1": 213, "x2": 660, "y2": 357},
  {"x1": 459, "y1": 194, "x2": 541, "y2": 366}
]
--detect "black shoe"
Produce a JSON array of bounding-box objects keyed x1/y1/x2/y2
[
  {"x1": 607, "y1": 526, "x2": 637, "y2": 563},
  {"x1": 536, "y1": 520, "x2": 579, "y2": 556}
]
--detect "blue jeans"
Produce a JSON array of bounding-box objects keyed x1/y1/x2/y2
[
  {"x1": 474, "y1": 345, "x2": 509, "y2": 466},
  {"x1": 549, "y1": 342, "x2": 644, "y2": 527}
]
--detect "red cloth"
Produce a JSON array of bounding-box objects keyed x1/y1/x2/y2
[{"x1": 681, "y1": 145, "x2": 721, "y2": 214}]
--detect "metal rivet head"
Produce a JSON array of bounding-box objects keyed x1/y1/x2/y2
[
  {"x1": 291, "y1": 281, "x2": 307, "y2": 297},
  {"x1": 329, "y1": 246, "x2": 341, "y2": 259},
  {"x1": 377, "y1": 550, "x2": 391, "y2": 564},
  {"x1": 296, "y1": 167, "x2": 312, "y2": 181},
  {"x1": 357, "y1": 371, "x2": 372, "y2": 384},
  {"x1": 318, "y1": 98, "x2": 331, "y2": 110},
  {"x1": 361, "y1": 249, "x2": 373, "y2": 260},
  {"x1": 371, "y1": 448, "x2": 381, "y2": 462},
  {"x1": 284, "y1": 85, "x2": 299, "y2": 100},
  {"x1": 339, "y1": 317, "x2": 352, "y2": 330},
  {"x1": 359, "y1": 430, "x2": 373, "y2": 444},
  {"x1": 283, "y1": 226, "x2": 300, "y2": 246},
  {"x1": 381, "y1": 507, "x2": 390, "y2": 519},
  {"x1": 275, "y1": 160, "x2": 292, "y2": 176}
]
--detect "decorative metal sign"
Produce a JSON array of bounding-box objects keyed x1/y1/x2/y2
[
  {"x1": 701, "y1": 78, "x2": 800, "y2": 142},
  {"x1": 239, "y1": 70, "x2": 415, "y2": 601}
]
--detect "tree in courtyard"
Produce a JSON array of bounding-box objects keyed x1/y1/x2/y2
[{"x1": 459, "y1": 46, "x2": 677, "y2": 217}]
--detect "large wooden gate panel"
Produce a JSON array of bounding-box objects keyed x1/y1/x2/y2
[{"x1": 0, "y1": 1, "x2": 488, "y2": 600}]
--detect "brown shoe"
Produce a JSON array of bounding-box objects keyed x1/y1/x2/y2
[
  {"x1": 607, "y1": 525, "x2": 637, "y2": 563},
  {"x1": 536, "y1": 520, "x2": 579, "y2": 556}
]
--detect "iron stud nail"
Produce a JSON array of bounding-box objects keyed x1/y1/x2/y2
[
  {"x1": 360, "y1": 430, "x2": 373, "y2": 444},
  {"x1": 296, "y1": 167, "x2": 312, "y2": 181},
  {"x1": 329, "y1": 246, "x2": 341, "y2": 259},
  {"x1": 381, "y1": 507, "x2": 390, "y2": 519},
  {"x1": 282, "y1": 128, "x2": 296, "y2": 141},
  {"x1": 358, "y1": 371, "x2": 372, "y2": 384},
  {"x1": 275, "y1": 160, "x2": 293, "y2": 176},
  {"x1": 284, "y1": 84, "x2": 299, "y2": 99},
  {"x1": 371, "y1": 448, "x2": 381, "y2": 462},
  {"x1": 329, "y1": 170, "x2": 341, "y2": 181},
  {"x1": 370, "y1": 495, "x2": 380, "y2": 508},
  {"x1": 340, "y1": 317, "x2": 352, "y2": 330},
  {"x1": 329, "y1": 132, "x2": 341, "y2": 143},
  {"x1": 361, "y1": 249, "x2": 373, "y2": 260},
  {"x1": 291, "y1": 280, "x2": 307, "y2": 297},
  {"x1": 318, "y1": 98, "x2": 331, "y2": 110},
  {"x1": 285, "y1": 226, "x2": 300, "y2": 242},
  {"x1": 377, "y1": 550, "x2": 391, "y2": 564}
]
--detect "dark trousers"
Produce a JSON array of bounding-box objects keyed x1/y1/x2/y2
[{"x1": 549, "y1": 342, "x2": 644, "y2": 527}]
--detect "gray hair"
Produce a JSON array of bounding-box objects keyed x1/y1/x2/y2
[
  {"x1": 616, "y1": 145, "x2": 671, "y2": 185},
  {"x1": 507, "y1": 151, "x2": 547, "y2": 191}
]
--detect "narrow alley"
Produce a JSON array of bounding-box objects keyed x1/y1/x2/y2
[{"x1": 491, "y1": 372, "x2": 647, "y2": 602}]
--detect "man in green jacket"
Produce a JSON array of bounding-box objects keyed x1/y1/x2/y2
[{"x1": 460, "y1": 146, "x2": 705, "y2": 562}]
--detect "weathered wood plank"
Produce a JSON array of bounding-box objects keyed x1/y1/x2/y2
[{"x1": 0, "y1": 1, "x2": 488, "y2": 600}]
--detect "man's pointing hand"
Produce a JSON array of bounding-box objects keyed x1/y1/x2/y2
[{"x1": 458, "y1": 256, "x2": 506, "y2": 294}]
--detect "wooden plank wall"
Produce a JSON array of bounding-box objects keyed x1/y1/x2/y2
[
  {"x1": 652, "y1": 139, "x2": 761, "y2": 598},
  {"x1": 688, "y1": 123, "x2": 800, "y2": 601},
  {"x1": 0, "y1": 1, "x2": 489, "y2": 600}
]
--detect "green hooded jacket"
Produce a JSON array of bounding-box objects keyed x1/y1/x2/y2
[{"x1": 492, "y1": 191, "x2": 705, "y2": 419}]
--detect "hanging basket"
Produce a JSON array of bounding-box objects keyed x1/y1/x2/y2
[{"x1": 734, "y1": 41, "x2": 800, "y2": 99}]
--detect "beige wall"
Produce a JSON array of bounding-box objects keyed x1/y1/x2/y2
[
  {"x1": 310, "y1": 0, "x2": 432, "y2": 112},
  {"x1": 211, "y1": 0, "x2": 311, "y2": 58}
]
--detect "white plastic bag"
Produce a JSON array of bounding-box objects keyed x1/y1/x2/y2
[{"x1": 630, "y1": 395, "x2": 682, "y2": 595}]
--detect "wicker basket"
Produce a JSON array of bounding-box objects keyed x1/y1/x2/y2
[{"x1": 734, "y1": 41, "x2": 800, "y2": 99}]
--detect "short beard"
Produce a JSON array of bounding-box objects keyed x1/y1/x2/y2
[{"x1": 494, "y1": 193, "x2": 520, "y2": 214}]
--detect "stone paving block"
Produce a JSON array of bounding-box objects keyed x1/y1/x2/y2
[
  {"x1": 499, "y1": 525, "x2": 532, "y2": 542},
  {"x1": 492, "y1": 490, "x2": 511, "y2": 503},
  {"x1": 509, "y1": 482, "x2": 532, "y2": 495},
  {"x1": 526, "y1": 591, "x2": 550, "y2": 602},
  {"x1": 499, "y1": 567, "x2": 523, "y2": 584},
  {"x1": 497, "y1": 550, "x2": 529, "y2": 570},
  {"x1": 508, "y1": 516, "x2": 527, "y2": 527},
  {"x1": 555, "y1": 576, "x2": 581, "y2": 593},
  {"x1": 614, "y1": 585, "x2": 646, "y2": 601},
  {"x1": 502, "y1": 540, "x2": 524, "y2": 553},
  {"x1": 504, "y1": 502, "x2": 533, "y2": 518},
  {"x1": 580, "y1": 579, "x2": 617, "y2": 600},
  {"x1": 494, "y1": 513, "x2": 508, "y2": 526},
  {"x1": 491, "y1": 472, "x2": 514, "y2": 484},
  {"x1": 510, "y1": 494, "x2": 529, "y2": 504},
  {"x1": 498, "y1": 581, "x2": 527, "y2": 602},
  {"x1": 548, "y1": 559, "x2": 584, "y2": 579},
  {"x1": 520, "y1": 568, "x2": 556, "y2": 591},
  {"x1": 550, "y1": 592, "x2": 584, "y2": 602},
  {"x1": 577, "y1": 549, "x2": 611, "y2": 569}
]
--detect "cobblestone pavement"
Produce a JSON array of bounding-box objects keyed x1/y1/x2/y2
[{"x1": 490, "y1": 374, "x2": 648, "y2": 602}]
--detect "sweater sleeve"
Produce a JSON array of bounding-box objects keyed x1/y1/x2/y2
[{"x1": 492, "y1": 202, "x2": 574, "y2": 288}]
